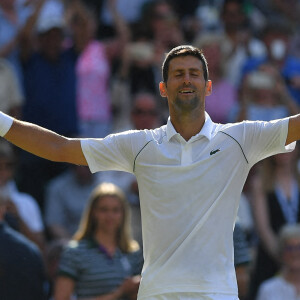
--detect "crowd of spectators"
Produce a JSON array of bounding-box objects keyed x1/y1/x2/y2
[{"x1": 1, "y1": 0, "x2": 300, "y2": 299}]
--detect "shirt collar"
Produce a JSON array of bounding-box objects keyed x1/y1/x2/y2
[
  {"x1": 87, "y1": 237, "x2": 122, "y2": 255},
  {"x1": 166, "y1": 112, "x2": 215, "y2": 142}
]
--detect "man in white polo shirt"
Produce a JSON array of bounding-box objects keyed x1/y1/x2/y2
[{"x1": 1, "y1": 45, "x2": 300, "y2": 300}]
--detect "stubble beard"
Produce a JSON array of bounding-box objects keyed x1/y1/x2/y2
[{"x1": 174, "y1": 94, "x2": 202, "y2": 115}]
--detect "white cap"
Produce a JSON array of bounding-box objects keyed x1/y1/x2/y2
[
  {"x1": 36, "y1": 15, "x2": 64, "y2": 33},
  {"x1": 36, "y1": 0, "x2": 65, "y2": 33}
]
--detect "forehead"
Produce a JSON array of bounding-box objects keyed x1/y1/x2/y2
[
  {"x1": 168, "y1": 56, "x2": 204, "y2": 72},
  {"x1": 96, "y1": 195, "x2": 121, "y2": 207}
]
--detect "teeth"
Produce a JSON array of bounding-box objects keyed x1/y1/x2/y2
[{"x1": 180, "y1": 90, "x2": 194, "y2": 93}]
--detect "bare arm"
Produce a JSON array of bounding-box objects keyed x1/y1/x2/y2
[
  {"x1": 286, "y1": 114, "x2": 300, "y2": 145},
  {"x1": 54, "y1": 276, "x2": 76, "y2": 300},
  {"x1": 250, "y1": 170, "x2": 279, "y2": 261},
  {"x1": 4, "y1": 119, "x2": 87, "y2": 165}
]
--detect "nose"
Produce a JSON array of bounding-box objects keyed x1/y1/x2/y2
[{"x1": 182, "y1": 74, "x2": 191, "y2": 86}]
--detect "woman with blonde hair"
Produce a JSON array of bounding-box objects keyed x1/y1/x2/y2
[{"x1": 54, "y1": 182, "x2": 143, "y2": 300}]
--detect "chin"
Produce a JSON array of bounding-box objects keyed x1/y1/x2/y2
[{"x1": 175, "y1": 97, "x2": 199, "y2": 111}]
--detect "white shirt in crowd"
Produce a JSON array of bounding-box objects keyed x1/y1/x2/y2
[{"x1": 257, "y1": 275, "x2": 300, "y2": 300}]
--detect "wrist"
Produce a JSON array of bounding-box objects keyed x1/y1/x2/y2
[{"x1": 0, "y1": 112, "x2": 14, "y2": 137}]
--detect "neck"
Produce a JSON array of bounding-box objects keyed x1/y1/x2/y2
[
  {"x1": 94, "y1": 231, "x2": 117, "y2": 248},
  {"x1": 170, "y1": 110, "x2": 206, "y2": 141},
  {"x1": 283, "y1": 268, "x2": 300, "y2": 285}
]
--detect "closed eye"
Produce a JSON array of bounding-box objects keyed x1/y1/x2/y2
[{"x1": 175, "y1": 73, "x2": 183, "y2": 77}]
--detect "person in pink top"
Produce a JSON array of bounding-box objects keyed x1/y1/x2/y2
[{"x1": 67, "y1": 0, "x2": 130, "y2": 138}]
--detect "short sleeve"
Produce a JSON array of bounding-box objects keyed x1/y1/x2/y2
[
  {"x1": 57, "y1": 243, "x2": 81, "y2": 280},
  {"x1": 128, "y1": 249, "x2": 144, "y2": 275},
  {"x1": 242, "y1": 118, "x2": 296, "y2": 165},
  {"x1": 256, "y1": 280, "x2": 274, "y2": 300},
  {"x1": 81, "y1": 130, "x2": 151, "y2": 174}
]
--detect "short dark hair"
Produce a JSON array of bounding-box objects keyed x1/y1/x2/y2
[{"x1": 161, "y1": 45, "x2": 209, "y2": 83}]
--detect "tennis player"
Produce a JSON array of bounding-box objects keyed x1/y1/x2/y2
[{"x1": 1, "y1": 45, "x2": 300, "y2": 300}]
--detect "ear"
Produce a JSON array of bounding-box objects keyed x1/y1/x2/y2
[
  {"x1": 205, "y1": 80, "x2": 212, "y2": 96},
  {"x1": 159, "y1": 82, "x2": 167, "y2": 98}
]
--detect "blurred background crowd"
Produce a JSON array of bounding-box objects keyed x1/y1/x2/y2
[{"x1": 1, "y1": 0, "x2": 300, "y2": 299}]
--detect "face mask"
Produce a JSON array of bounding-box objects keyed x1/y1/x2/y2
[{"x1": 270, "y1": 39, "x2": 286, "y2": 60}]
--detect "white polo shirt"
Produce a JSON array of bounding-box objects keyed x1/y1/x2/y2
[{"x1": 81, "y1": 113, "x2": 295, "y2": 299}]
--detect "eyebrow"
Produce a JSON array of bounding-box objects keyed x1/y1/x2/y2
[{"x1": 172, "y1": 68, "x2": 202, "y2": 73}]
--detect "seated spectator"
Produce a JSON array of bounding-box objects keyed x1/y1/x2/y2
[
  {"x1": 44, "y1": 165, "x2": 99, "y2": 240},
  {"x1": 45, "y1": 238, "x2": 68, "y2": 299},
  {"x1": 231, "y1": 68, "x2": 299, "y2": 122},
  {"x1": 193, "y1": 33, "x2": 238, "y2": 123},
  {"x1": 0, "y1": 140, "x2": 45, "y2": 251},
  {"x1": 54, "y1": 182, "x2": 143, "y2": 300},
  {"x1": 0, "y1": 192, "x2": 47, "y2": 300},
  {"x1": 0, "y1": 58, "x2": 23, "y2": 119},
  {"x1": 257, "y1": 223, "x2": 300, "y2": 300}
]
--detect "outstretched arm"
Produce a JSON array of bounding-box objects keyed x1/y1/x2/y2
[
  {"x1": 286, "y1": 114, "x2": 300, "y2": 145},
  {"x1": 1, "y1": 113, "x2": 87, "y2": 166}
]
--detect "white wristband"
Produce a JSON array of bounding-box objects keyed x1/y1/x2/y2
[{"x1": 0, "y1": 111, "x2": 14, "y2": 137}]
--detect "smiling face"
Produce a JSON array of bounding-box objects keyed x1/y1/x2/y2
[{"x1": 160, "y1": 55, "x2": 212, "y2": 116}]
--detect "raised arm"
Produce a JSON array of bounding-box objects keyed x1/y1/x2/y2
[
  {"x1": 286, "y1": 114, "x2": 300, "y2": 145},
  {"x1": 1, "y1": 112, "x2": 87, "y2": 166}
]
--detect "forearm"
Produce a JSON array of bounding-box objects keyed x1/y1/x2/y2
[
  {"x1": 5, "y1": 118, "x2": 71, "y2": 161},
  {"x1": 1, "y1": 113, "x2": 87, "y2": 165}
]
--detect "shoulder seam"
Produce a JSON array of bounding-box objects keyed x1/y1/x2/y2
[
  {"x1": 133, "y1": 140, "x2": 154, "y2": 172},
  {"x1": 219, "y1": 131, "x2": 249, "y2": 164}
]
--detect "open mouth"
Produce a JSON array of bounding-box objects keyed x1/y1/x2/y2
[{"x1": 179, "y1": 89, "x2": 195, "y2": 94}]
